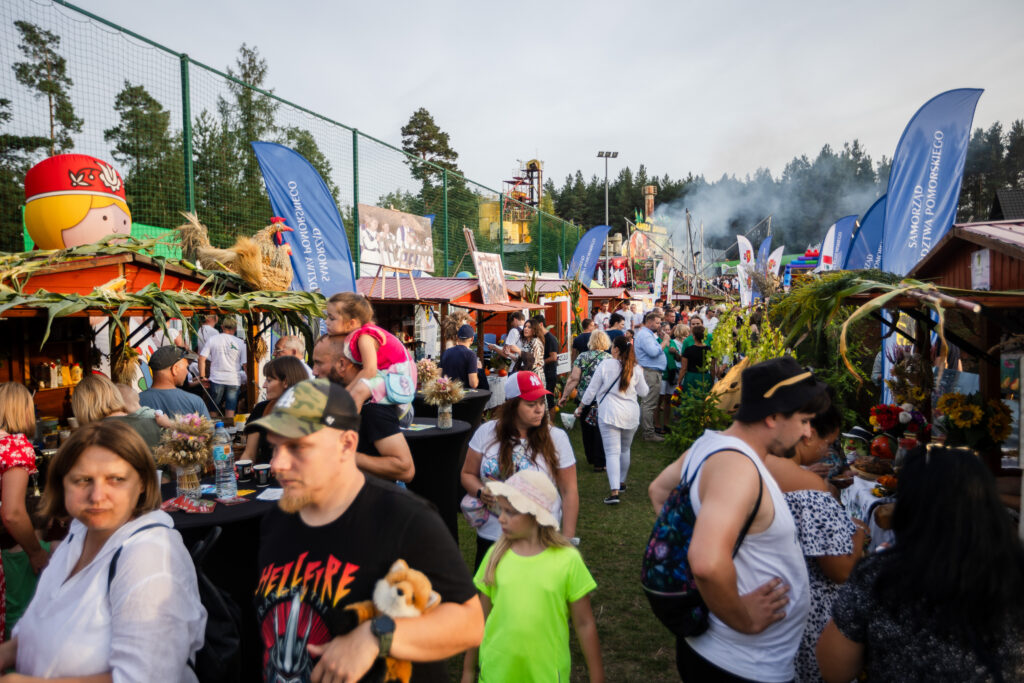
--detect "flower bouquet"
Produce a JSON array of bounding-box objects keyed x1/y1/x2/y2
[
  {"x1": 422, "y1": 376, "x2": 466, "y2": 429},
  {"x1": 416, "y1": 358, "x2": 440, "y2": 389},
  {"x1": 154, "y1": 413, "x2": 214, "y2": 499},
  {"x1": 935, "y1": 392, "x2": 1012, "y2": 450}
]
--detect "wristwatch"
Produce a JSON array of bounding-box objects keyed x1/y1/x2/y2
[{"x1": 370, "y1": 614, "x2": 396, "y2": 658}]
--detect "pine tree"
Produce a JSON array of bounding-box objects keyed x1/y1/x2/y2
[
  {"x1": 103, "y1": 82, "x2": 183, "y2": 229},
  {"x1": 12, "y1": 21, "x2": 82, "y2": 155},
  {"x1": 0, "y1": 98, "x2": 50, "y2": 250},
  {"x1": 400, "y1": 108, "x2": 460, "y2": 188}
]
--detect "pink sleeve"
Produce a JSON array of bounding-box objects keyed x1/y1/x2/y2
[
  {"x1": 0, "y1": 434, "x2": 37, "y2": 475},
  {"x1": 348, "y1": 325, "x2": 388, "y2": 364}
]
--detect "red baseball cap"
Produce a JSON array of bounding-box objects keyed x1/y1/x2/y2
[{"x1": 504, "y1": 371, "x2": 551, "y2": 402}]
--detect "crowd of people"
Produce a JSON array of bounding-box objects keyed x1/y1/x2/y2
[{"x1": 0, "y1": 291, "x2": 1020, "y2": 682}]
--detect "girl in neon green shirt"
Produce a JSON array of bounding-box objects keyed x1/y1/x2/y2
[{"x1": 470, "y1": 470, "x2": 605, "y2": 683}]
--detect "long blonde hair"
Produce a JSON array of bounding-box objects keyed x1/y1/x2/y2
[
  {"x1": 482, "y1": 516, "x2": 572, "y2": 586},
  {"x1": 72, "y1": 375, "x2": 127, "y2": 424},
  {"x1": 0, "y1": 383, "x2": 36, "y2": 437}
]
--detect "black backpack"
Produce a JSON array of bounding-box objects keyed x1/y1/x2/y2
[
  {"x1": 109, "y1": 524, "x2": 242, "y2": 683},
  {"x1": 640, "y1": 449, "x2": 762, "y2": 637}
]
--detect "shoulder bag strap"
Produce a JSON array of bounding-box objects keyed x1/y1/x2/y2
[
  {"x1": 732, "y1": 458, "x2": 763, "y2": 557},
  {"x1": 107, "y1": 522, "x2": 170, "y2": 591},
  {"x1": 680, "y1": 446, "x2": 763, "y2": 558}
]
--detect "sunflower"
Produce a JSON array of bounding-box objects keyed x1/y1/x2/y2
[
  {"x1": 936, "y1": 392, "x2": 966, "y2": 416},
  {"x1": 951, "y1": 405, "x2": 983, "y2": 429},
  {"x1": 909, "y1": 386, "x2": 929, "y2": 403},
  {"x1": 987, "y1": 400, "x2": 1012, "y2": 443}
]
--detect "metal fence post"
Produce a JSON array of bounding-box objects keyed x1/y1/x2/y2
[
  {"x1": 442, "y1": 169, "x2": 449, "y2": 277},
  {"x1": 179, "y1": 54, "x2": 194, "y2": 213},
  {"x1": 561, "y1": 222, "x2": 567, "y2": 266},
  {"x1": 498, "y1": 193, "x2": 504, "y2": 264},
  {"x1": 537, "y1": 212, "x2": 543, "y2": 273},
  {"x1": 352, "y1": 129, "x2": 360, "y2": 278}
]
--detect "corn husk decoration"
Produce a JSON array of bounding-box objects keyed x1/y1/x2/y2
[{"x1": 175, "y1": 212, "x2": 293, "y2": 291}]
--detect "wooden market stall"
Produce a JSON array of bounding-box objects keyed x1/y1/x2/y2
[
  {"x1": 587, "y1": 287, "x2": 632, "y2": 315},
  {"x1": 1, "y1": 249, "x2": 322, "y2": 425},
  {"x1": 504, "y1": 278, "x2": 591, "y2": 351}
]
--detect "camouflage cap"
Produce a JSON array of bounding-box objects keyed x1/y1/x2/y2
[{"x1": 245, "y1": 379, "x2": 360, "y2": 438}]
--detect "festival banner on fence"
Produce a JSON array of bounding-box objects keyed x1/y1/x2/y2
[
  {"x1": 844, "y1": 195, "x2": 886, "y2": 270},
  {"x1": 736, "y1": 234, "x2": 755, "y2": 306},
  {"x1": 566, "y1": 225, "x2": 611, "y2": 282},
  {"x1": 357, "y1": 204, "x2": 434, "y2": 274},
  {"x1": 881, "y1": 88, "x2": 983, "y2": 276},
  {"x1": 767, "y1": 246, "x2": 785, "y2": 277},
  {"x1": 814, "y1": 223, "x2": 838, "y2": 273},
  {"x1": 251, "y1": 142, "x2": 356, "y2": 295}
]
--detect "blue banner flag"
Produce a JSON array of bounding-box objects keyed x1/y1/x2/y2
[
  {"x1": 881, "y1": 88, "x2": 983, "y2": 276},
  {"x1": 756, "y1": 235, "x2": 772, "y2": 273},
  {"x1": 567, "y1": 225, "x2": 611, "y2": 282},
  {"x1": 557, "y1": 255, "x2": 564, "y2": 279},
  {"x1": 251, "y1": 141, "x2": 356, "y2": 295},
  {"x1": 844, "y1": 195, "x2": 886, "y2": 269},
  {"x1": 830, "y1": 215, "x2": 857, "y2": 270}
]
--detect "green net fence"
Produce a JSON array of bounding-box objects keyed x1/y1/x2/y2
[{"x1": 0, "y1": 0, "x2": 582, "y2": 277}]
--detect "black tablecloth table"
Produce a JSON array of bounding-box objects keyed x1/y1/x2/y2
[
  {"x1": 402, "y1": 418, "x2": 472, "y2": 541},
  {"x1": 413, "y1": 389, "x2": 490, "y2": 474},
  {"x1": 162, "y1": 480, "x2": 277, "y2": 682},
  {"x1": 413, "y1": 389, "x2": 491, "y2": 430}
]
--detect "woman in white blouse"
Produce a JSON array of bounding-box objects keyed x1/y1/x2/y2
[
  {"x1": 575, "y1": 335, "x2": 649, "y2": 505},
  {"x1": 0, "y1": 421, "x2": 206, "y2": 682}
]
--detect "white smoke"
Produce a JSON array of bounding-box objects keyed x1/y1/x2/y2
[{"x1": 652, "y1": 172, "x2": 884, "y2": 265}]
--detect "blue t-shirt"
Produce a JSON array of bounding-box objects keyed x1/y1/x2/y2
[
  {"x1": 439, "y1": 345, "x2": 478, "y2": 386},
  {"x1": 138, "y1": 387, "x2": 210, "y2": 418}
]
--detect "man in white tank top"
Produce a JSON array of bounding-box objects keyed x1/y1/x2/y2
[{"x1": 649, "y1": 357, "x2": 829, "y2": 682}]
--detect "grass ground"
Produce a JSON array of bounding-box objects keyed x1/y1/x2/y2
[{"x1": 448, "y1": 421, "x2": 684, "y2": 682}]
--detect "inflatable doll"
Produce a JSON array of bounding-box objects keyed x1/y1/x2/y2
[{"x1": 23, "y1": 154, "x2": 131, "y2": 249}]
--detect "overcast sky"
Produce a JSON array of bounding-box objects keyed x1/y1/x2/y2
[{"x1": 60, "y1": 0, "x2": 1024, "y2": 191}]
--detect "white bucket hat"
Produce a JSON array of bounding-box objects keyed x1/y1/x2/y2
[{"x1": 485, "y1": 470, "x2": 560, "y2": 531}]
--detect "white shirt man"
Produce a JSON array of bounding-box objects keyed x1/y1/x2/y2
[
  {"x1": 593, "y1": 303, "x2": 611, "y2": 331},
  {"x1": 199, "y1": 322, "x2": 246, "y2": 386}
]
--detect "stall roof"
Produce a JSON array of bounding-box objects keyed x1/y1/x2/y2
[
  {"x1": 910, "y1": 220, "x2": 1024, "y2": 278},
  {"x1": 504, "y1": 279, "x2": 592, "y2": 295},
  {"x1": 588, "y1": 288, "x2": 632, "y2": 299},
  {"x1": 455, "y1": 300, "x2": 546, "y2": 313},
  {"x1": 356, "y1": 276, "x2": 480, "y2": 302}
]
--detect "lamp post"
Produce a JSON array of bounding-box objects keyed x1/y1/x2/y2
[{"x1": 597, "y1": 151, "x2": 618, "y2": 285}]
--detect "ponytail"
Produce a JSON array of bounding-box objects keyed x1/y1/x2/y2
[{"x1": 612, "y1": 336, "x2": 636, "y2": 392}]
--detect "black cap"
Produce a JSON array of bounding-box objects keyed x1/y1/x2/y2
[
  {"x1": 148, "y1": 345, "x2": 197, "y2": 371},
  {"x1": 734, "y1": 357, "x2": 827, "y2": 423}
]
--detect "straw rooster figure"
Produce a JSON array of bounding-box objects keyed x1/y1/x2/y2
[{"x1": 176, "y1": 212, "x2": 294, "y2": 290}]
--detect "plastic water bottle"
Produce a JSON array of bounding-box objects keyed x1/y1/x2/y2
[{"x1": 213, "y1": 421, "x2": 237, "y2": 499}]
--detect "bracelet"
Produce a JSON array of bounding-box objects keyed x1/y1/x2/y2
[{"x1": 476, "y1": 488, "x2": 483, "y2": 500}]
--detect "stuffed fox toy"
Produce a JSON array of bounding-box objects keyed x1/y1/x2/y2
[{"x1": 345, "y1": 559, "x2": 441, "y2": 683}]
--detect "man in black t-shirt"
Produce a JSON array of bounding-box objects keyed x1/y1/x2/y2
[
  {"x1": 438, "y1": 324, "x2": 479, "y2": 388},
  {"x1": 248, "y1": 379, "x2": 483, "y2": 683},
  {"x1": 312, "y1": 336, "x2": 414, "y2": 482},
  {"x1": 571, "y1": 318, "x2": 595, "y2": 360}
]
